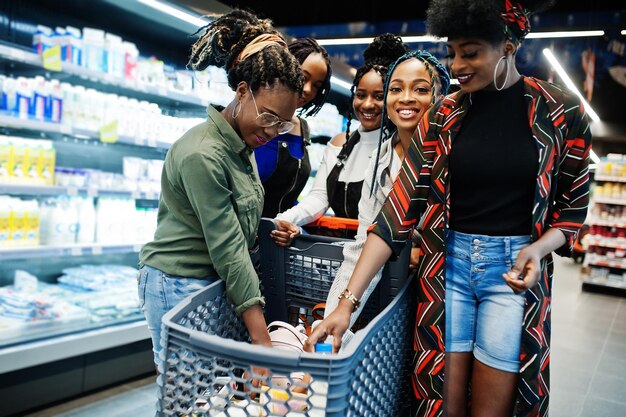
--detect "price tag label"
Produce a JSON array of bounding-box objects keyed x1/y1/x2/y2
[
  {"x1": 147, "y1": 139, "x2": 157, "y2": 148},
  {"x1": 133, "y1": 244, "x2": 143, "y2": 252},
  {"x1": 92, "y1": 245, "x2": 103, "y2": 255},
  {"x1": 67, "y1": 187, "x2": 79, "y2": 196},
  {"x1": 134, "y1": 138, "x2": 145, "y2": 147},
  {"x1": 70, "y1": 247, "x2": 82, "y2": 256},
  {"x1": 60, "y1": 125, "x2": 72, "y2": 135},
  {"x1": 158, "y1": 86, "x2": 167, "y2": 96},
  {"x1": 87, "y1": 188, "x2": 98, "y2": 197},
  {"x1": 42, "y1": 45, "x2": 62, "y2": 72},
  {"x1": 131, "y1": 191, "x2": 141, "y2": 199},
  {"x1": 100, "y1": 121, "x2": 119, "y2": 143}
]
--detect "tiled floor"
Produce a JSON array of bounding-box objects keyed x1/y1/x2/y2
[{"x1": 25, "y1": 257, "x2": 626, "y2": 417}]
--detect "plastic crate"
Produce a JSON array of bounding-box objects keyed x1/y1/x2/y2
[
  {"x1": 258, "y1": 218, "x2": 411, "y2": 326},
  {"x1": 160, "y1": 275, "x2": 416, "y2": 416}
]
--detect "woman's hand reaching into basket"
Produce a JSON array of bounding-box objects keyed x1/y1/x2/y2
[
  {"x1": 304, "y1": 299, "x2": 353, "y2": 353},
  {"x1": 271, "y1": 219, "x2": 301, "y2": 247}
]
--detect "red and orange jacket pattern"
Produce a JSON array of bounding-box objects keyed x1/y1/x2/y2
[{"x1": 369, "y1": 77, "x2": 591, "y2": 417}]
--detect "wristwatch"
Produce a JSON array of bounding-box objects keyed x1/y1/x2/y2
[{"x1": 339, "y1": 288, "x2": 361, "y2": 310}]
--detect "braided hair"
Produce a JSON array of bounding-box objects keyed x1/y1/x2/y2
[
  {"x1": 188, "y1": 10, "x2": 304, "y2": 94},
  {"x1": 427, "y1": 0, "x2": 556, "y2": 45},
  {"x1": 345, "y1": 33, "x2": 409, "y2": 138},
  {"x1": 289, "y1": 37, "x2": 332, "y2": 117},
  {"x1": 370, "y1": 50, "x2": 451, "y2": 196}
]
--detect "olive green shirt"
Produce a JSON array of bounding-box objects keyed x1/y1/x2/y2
[{"x1": 139, "y1": 105, "x2": 265, "y2": 314}]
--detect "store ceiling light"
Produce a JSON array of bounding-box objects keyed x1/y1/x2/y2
[
  {"x1": 542, "y1": 48, "x2": 600, "y2": 122},
  {"x1": 331, "y1": 75, "x2": 353, "y2": 92},
  {"x1": 317, "y1": 30, "x2": 604, "y2": 46},
  {"x1": 137, "y1": 0, "x2": 210, "y2": 28},
  {"x1": 526, "y1": 30, "x2": 604, "y2": 39},
  {"x1": 622, "y1": 30, "x2": 626, "y2": 35}
]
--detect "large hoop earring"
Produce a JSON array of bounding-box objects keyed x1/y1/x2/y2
[
  {"x1": 493, "y1": 55, "x2": 510, "y2": 91},
  {"x1": 232, "y1": 101, "x2": 241, "y2": 119}
]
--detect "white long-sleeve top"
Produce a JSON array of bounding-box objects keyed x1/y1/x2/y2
[
  {"x1": 276, "y1": 126, "x2": 381, "y2": 226},
  {"x1": 324, "y1": 134, "x2": 403, "y2": 330}
]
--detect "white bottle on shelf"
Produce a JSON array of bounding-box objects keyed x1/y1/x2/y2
[
  {"x1": 104, "y1": 33, "x2": 125, "y2": 78},
  {"x1": 24, "y1": 200, "x2": 40, "y2": 246},
  {"x1": 48, "y1": 80, "x2": 63, "y2": 124},
  {"x1": 3, "y1": 77, "x2": 17, "y2": 116},
  {"x1": 82, "y1": 27, "x2": 105, "y2": 73},
  {"x1": 16, "y1": 77, "x2": 32, "y2": 120},
  {"x1": 123, "y1": 41, "x2": 139, "y2": 82},
  {"x1": 32, "y1": 76, "x2": 48, "y2": 122},
  {"x1": 76, "y1": 196, "x2": 96, "y2": 244}
]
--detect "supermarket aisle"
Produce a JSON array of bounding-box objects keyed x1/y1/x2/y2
[{"x1": 24, "y1": 257, "x2": 626, "y2": 417}]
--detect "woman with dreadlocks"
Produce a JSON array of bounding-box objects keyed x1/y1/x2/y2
[
  {"x1": 254, "y1": 37, "x2": 332, "y2": 218},
  {"x1": 307, "y1": 1, "x2": 592, "y2": 416},
  {"x1": 271, "y1": 33, "x2": 408, "y2": 245},
  {"x1": 139, "y1": 9, "x2": 304, "y2": 377}
]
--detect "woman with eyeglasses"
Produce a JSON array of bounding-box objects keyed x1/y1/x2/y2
[
  {"x1": 254, "y1": 37, "x2": 332, "y2": 218},
  {"x1": 138, "y1": 10, "x2": 305, "y2": 379}
]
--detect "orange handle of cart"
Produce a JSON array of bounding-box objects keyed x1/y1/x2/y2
[{"x1": 306, "y1": 216, "x2": 359, "y2": 231}]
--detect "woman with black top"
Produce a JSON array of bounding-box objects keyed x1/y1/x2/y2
[
  {"x1": 254, "y1": 37, "x2": 331, "y2": 218},
  {"x1": 271, "y1": 34, "x2": 408, "y2": 244},
  {"x1": 307, "y1": 1, "x2": 592, "y2": 416}
]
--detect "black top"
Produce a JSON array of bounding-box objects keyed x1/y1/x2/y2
[
  {"x1": 449, "y1": 77, "x2": 538, "y2": 236},
  {"x1": 326, "y1": 130, "x2": 363, "y2": 219},
  {"x1": 261, "y1": 118, "x2": 312, "y2": 218}
]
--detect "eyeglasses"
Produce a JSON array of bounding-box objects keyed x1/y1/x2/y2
[{"x1": 249, "y1": 90, "x2": 295, "y2": 135}]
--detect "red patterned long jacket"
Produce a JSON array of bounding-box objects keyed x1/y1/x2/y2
[{"x1": 370, "y1": 77, "x2": 592, "y2": 417}]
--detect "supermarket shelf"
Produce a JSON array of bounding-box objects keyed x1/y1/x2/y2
[
  {"x1": 594, "y1": 175, "x2": 626, "y2": 183},
  {"x1": 0, "y1": 114, "x2": 172, "y2": 150},
  {"x1": 0, "y1": 242, "x2": 145, "y2": 261},
  {"x1": 0, "y1": 183, "x2": 160, "y2": 200},
  {"x1": 582, "y1": 277, "x2": 626, "y2": 297},
  {"x1": 0, "y1": 319, "x2": 149, "y2": 373},
  {"x1": 593, "y1": 197, "x2": 626, "y2": 206},
  {"x1": 587, "y1": 218, "x2": 626, "y2": 228},
  {"x1": 584, "y1": 258, "x2": 626, "y2": 270},
  {"x1": 0, "y1": 42, "x2": 209, "y2": 113},
  {"x1": 586, "y1": 236, "x2": 626, "y2": 250}
]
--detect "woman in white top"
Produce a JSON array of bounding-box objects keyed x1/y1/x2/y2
[
  {"x1": 271, "y1": 34, "x2": 409, "y2": 244},
  {"x1": 323, "y1": 50, "x2": 451, "y2": 337}
]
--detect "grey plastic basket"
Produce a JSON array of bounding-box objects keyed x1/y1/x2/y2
[
  {"x1": 160, "y1": 276, "x2": 415, "y2": 416},
  {"x1": 159, "y1": 218, "x2": 415, "y2": 416},
  {"x1": 258, "y1": 218, "x2": 410, "y2": 326}
]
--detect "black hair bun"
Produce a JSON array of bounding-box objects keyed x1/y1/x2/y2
[{"x1": 363, "y1": 33, "x2": 409, "y2": 65}]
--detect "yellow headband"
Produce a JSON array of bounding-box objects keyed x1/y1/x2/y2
[{"x1": 232, "y1": 34, "x2": 287, "y2": 69}]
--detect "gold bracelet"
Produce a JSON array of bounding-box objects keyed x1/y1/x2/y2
[{"x1": 339, "y1": 288, "x2": 361, "y2": 309}]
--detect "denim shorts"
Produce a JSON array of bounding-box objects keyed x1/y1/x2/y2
[
  {"x1": 445, "y1": 229, "x2": 531, "y2": 373},
  {"x1": 137, "y1": 265, "x2": 216, "y2": 373}
]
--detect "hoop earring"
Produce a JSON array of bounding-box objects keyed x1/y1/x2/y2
[
  {"x1": 493, "y1": 55, "x2": 510, "y2": 91},
  {"x1": 232, "y1": 101, "x2": 241, "y2": 119}
]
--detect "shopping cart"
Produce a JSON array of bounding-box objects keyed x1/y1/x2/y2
[
  {"x1": 159, "y1": 219, "x2": 414, "y2": 416},
  {"x1": 301, "y1": 215, "x2": 360, "y2": 239}
]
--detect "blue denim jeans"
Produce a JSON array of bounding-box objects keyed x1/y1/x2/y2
[
  {"x1": 445, "y1": 230, "x2": 531, "y2": 373},
  {"x1": 137, "y1": 265, "x2": 216, "y2": 373}
]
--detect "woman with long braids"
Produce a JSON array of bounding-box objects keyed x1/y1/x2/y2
[
  {"x1": 271, "y1": 33, "x2": 408, "y2": 244},
  {"x1": 323, "y1": 50, "x2": 450, "y2": 340},
  {"x1": 254, "y1": 37, "x2": 332, "y2": 218},
  {"x1": 308, "y1": 1, "x2": 592, "y2": 416},
  {"x1": 138, "y1": 10, "x2": 304, "y2": 378}
]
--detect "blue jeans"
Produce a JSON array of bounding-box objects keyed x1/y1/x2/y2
[
  {"x1": 137, "y1": 265, "x2": 216, "y2": 373},
  {"x1": 445, "y1": 230, "x2": 531, "y2": 373}
]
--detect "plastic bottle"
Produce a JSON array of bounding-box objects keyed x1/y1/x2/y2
[
  {"x1": 9, "y1": 198, "x2": 26, "y2": 247},
  {"x1": 104, "y1": 33, "x2": 125, "y2": 78},
  {"x1": 0, "y1": 196, "x2": 11, "y2": 247},
  {"x1": 24, "y1": 200, "x2": 40, "y2": 246},
  {"x1": 3, "y1": 77, "x2": 17, "y2": 116},
  {"x1": 32, "y1": 76, "x2": 48, "y2": 122},
  {"x1": 310, "y1": 343, "x2": 331, "y2": 416},
  {"x1": 123, "y1": 41, "x2": 139, "y2": 81},
  {"x1": 82, "y1": 27, "x2": 105, "y2": 72},
  {"x1": 15, "y1": 77, "x2": 32, "y2": 120},
  {"x1": 76, "y1": 197, "x2": 96, "y2": 244},
  {"x1": 48, "y1": 80, "x2": 63, "y2": 124}
]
